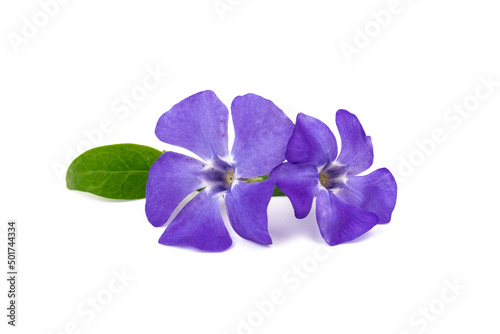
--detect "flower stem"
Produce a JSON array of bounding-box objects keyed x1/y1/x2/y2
[
  {"x1": 198, "y1": 174, "x2": 286, "y2": 197},
  {"x1": 272, "y1": 186, "x2": 286, "y2": 197},
  {"x1": 240, "y1": 174, "x2": 285, "y2": 197}
]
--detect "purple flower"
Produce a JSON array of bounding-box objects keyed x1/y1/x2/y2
[
  {"x1": 269, "y1": 110, "x2": 397, "y2": 246},
  {"x1": 146, "y1": 91, "x2": 294, "y2": 251}
]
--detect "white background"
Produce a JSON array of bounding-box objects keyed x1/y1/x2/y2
[{"x1": 1, "y1": 1, "x2": 499, "y2": 333}]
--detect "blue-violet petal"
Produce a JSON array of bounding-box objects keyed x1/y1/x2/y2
[
  {"x1": 146, "y1": 151, "x2": 205, "y2": 227},
  {"x1": 231, "y1": 94, "x2": 294, "y2": 177},
  {"x1": 285, "y1": 113, "x2": 338, "y2": 167},
  {"x1": 316, "y1": 188, "x2": 378, "y2": 246},
  {"x1": 269, "y1": 162, "x2": 319, "y2": 219},
  {"x1": 338, "y1": 168, "x2": 397, "y2": 224},
  {"x1": 158, "y1": 190, "x2": 231, "y2": 252},
  {"x1": 155, "y1": 90, "x2": 229, "y2": 161},
  {"x1": 335, "y1": 109, "x2": 373, "y2": 175},
  {"x1": 225, "y1": 179, "x2": 275, "y2": 245}
]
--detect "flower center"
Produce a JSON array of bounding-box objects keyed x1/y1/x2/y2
[
  {"x1": 225, "y1": 170, "x2": 235, "y2": 186},
  {"x1": 319, "y1": 163, "x2": 348, "y2": 192},
  {"x1": 200, "y1": 156, "x2": 236, "y2": 194},
  {"x1": 319, "y1": 173, "x2": 328, "y2": 187}
]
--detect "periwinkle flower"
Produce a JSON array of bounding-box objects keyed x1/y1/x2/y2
[
  {"x1": 269, "y1": 110, "x2": 397, "y2": 246},
  {"x1": 146, "y1": 91, "x2": 293, "y2": 251}
]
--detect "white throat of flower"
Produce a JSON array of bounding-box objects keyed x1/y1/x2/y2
[{"x1": 319, "y1": 162, "x2": 348, "y2": 194}]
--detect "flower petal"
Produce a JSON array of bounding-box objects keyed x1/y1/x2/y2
[
  {"x1": 285, "y1": 113, "x2": 338, "y2": 167},
  {"x1": 158, "y1": 190, "x2": 231, "y2": 252},
  {"x1": 146, "y1": 152, "x2": 205, "y2": 227},
  {"x1": 155, "y1": 90, "x2": 229, "y2": 161},
  {"x1": 338, "y1": 168, "x2": 397, "y2": 224},
  {"x1": 269, "y1": 163, "x2": 319, "y2": 219},
  {"x1": 316, "y1": 188, "x2": 378, "y2": 246},
  {"x1": 231, "y1": 94, "x2": 294, "y2": 177},
  {"x1": 225, "y1": 179, "x2": 275, "y2": 245},
  {"x1": 335, "y1": 109, "x2": 373, "y2": 175}
]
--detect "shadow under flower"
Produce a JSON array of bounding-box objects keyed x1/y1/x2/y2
[
  {"x1": 268, "y1": 197, "x2": 384, "y2": 247},
  {"x1": 267, "y1": 197, "x2": 325, "y2": 245}
]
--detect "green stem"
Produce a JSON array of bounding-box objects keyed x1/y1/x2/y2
[
  {"x1": 272, "y1": 186, "x2": 286, "y2": 197},
  {"x1": 241, "y1": 174, "x2": 286, "y2": 197},
  {"x1": 197, "y1": 174, "x2": 287, "y2": 197}
]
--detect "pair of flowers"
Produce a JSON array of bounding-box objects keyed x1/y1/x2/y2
[{"x1": 146, "y1": 91, "x2": 397, "y2": 252}]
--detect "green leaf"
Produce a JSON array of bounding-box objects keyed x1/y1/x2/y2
[{"x1": 66, "y1": 144, "x2": 162, "y2": 200}]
